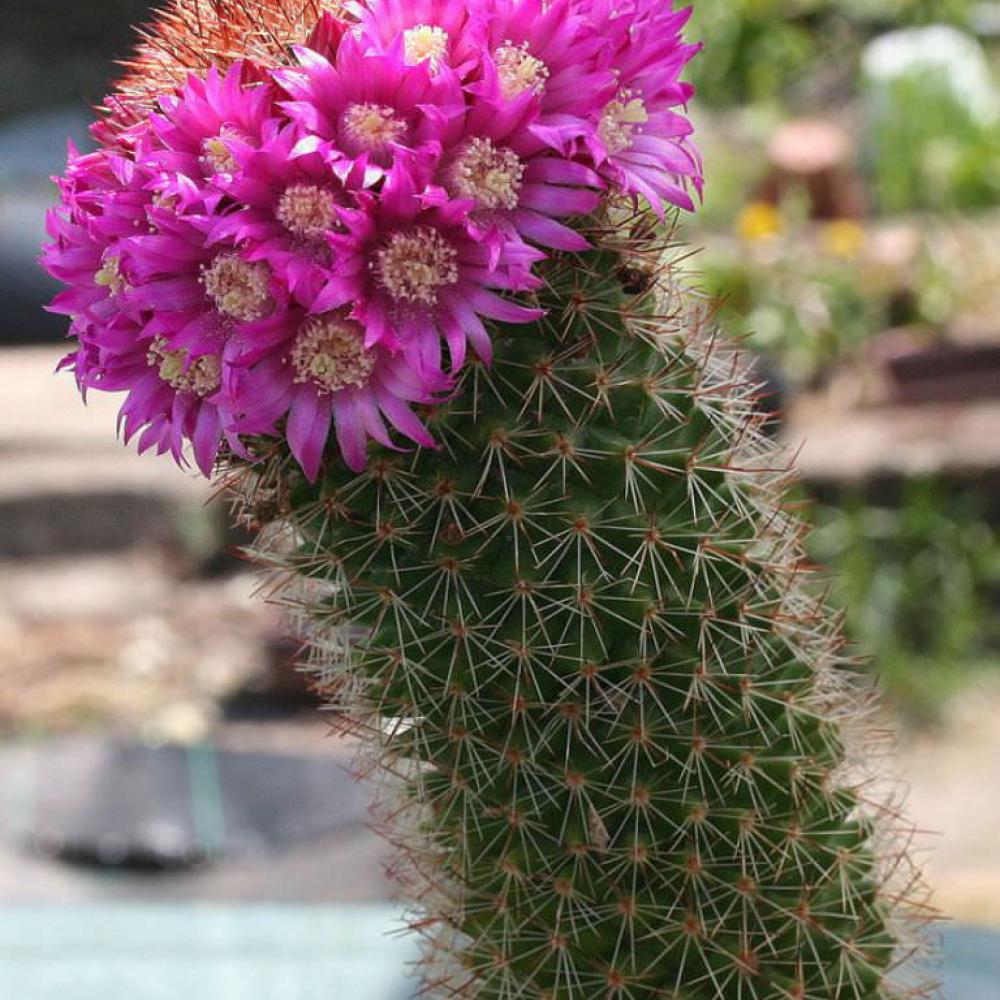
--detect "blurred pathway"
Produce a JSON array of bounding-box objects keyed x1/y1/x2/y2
[{"x1": 897, "y1": 681, "x2": 1000, "y2": 926}]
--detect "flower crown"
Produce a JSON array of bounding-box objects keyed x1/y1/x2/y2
[{"x1": 42, "y1": 0, "x2": 702, "y2": 480}]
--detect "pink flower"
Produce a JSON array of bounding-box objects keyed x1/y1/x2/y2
[
  {"x1": 352, "y1": 0, "x2": 488, "y2": 79},
  {"x1": 478, "y1": 0, "x2": 615, "y2": 151},
  {"x1": 209, "y1": 121, "x2": 365, "y2": 304},
  {"x1": 87, "y1": 313, "x2": 237, "y2": 476},
  {"x1": 316, "y1": 161, "x2": 545, "y2": 375},
  {"x1": 43, "y1": 145, "x2": 150, "y2": 328},
  {"x1": 147, "y1": 63, "x2": 277, "y2": 210},
  {"x1": 229, "y1": 308, "x2": 446, "y2": 478},
  {"x1": 431, "y1": 68, "x2": 604, "y2": 252},
  {"x1": 43, "y1": 136, "x2": 270, "y2": 476},
  {"x1": 582, "y1": 1, "x2": 703, "y2": 214},
  {"x1": 42, "y1": 0, "x2": 704, "y2": 481},
  {"x1": 43, "y1": 144, "x2": 240, "y2": 475},
  {"x1": 275, "y1": 33, "x2": 466, "y2": 183}
]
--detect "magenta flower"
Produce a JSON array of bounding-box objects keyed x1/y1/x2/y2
[
  {"x1": 147, "y1": 63, "x2": 277, "y2": 210},
  {"x1": 125, "y1": 201, "x2": 282, "y2": 350},
  {"x1": 582, "y1": 1, "x2": 703, "y2": 214},
  {"x1": 43, "y1": 148, "x2": 237, "y2": 476},
  {"x1": 352, "y1": 0, "x2": 488, "y2": 79},
  {"x1": 79, "y1": 312, "x2": 237, "y2": 476},
  {"x1": 229, "y1": 308, "x2": 446, "y2": 478},
  {"x1": 209, "y1": 121, "x2": 365, "y2": 303},
  {"x1": 42, "y1": 0, "x2": 703, "y2": 481},
  {"x1": 275, "y1": 33, "x2": 465, "y2": 183},
  {"x1": 44, "y1": 135, "x2": 275, "y2": 477},
  {"x1": 478, "y1": 0, "x2": 614, "y2": 151},
  {"x1": 43, "y1": 145, "x2": 151, "y2": 329},
  {"x1": 431, "y1": 63, "x2": 604, "y2": 252},
  {"x1": 316, "y1": 161, "x2": 545, "y2": 374}
]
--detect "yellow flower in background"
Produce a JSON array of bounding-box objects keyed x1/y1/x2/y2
[
  {"x1": 737, "y1": 201, "x2": 783, "y2": 242},
  {"x1": 821, "y1": 219, "x2": 865, "y2": 258}
]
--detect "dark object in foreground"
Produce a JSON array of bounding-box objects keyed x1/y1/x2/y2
[
  {"x1": 0, "y1": 739, "x2": 368, "y2": 871},
  {"x1": 886, "y1": 342, "x2": 1000, "y2": 406}
]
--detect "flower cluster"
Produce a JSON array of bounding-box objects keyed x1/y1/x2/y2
[{"x1": 42, "y1": 0, "x2": 701, "y2": 479}]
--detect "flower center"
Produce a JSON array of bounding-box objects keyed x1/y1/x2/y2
[
  {"x1": 94, "y1": 254, "x2": 127, "y2": 296},
  {"x1": 291, "y1": 316, "x2": 376, "y2": 394},
  {"x1": 404, "y1": 24, "x2": 449, "y2": 71},
  {"x1": 340, "y1": 103, "x2": 409, "y2": 157},
  {"x1": 495, "y1": 42, "x2": 549, "y2": 101},
  {"x1": 147, "y1": 338, "x2": 222, "y2": 397},
  {"x1": 276, "y1": 184, "x2": 339, "y2": 237},
  {"x1": 201, "y1": 254, "x2": 272, "y2": 322},
  {"x1": 599, "y1": 94, "x2": 648, "y2": 155},
  {"x1": 375, "y1": 227, "x2": 460, "y2": 306},
  {"x1": 200, "y1": 131, "x2": 238, "y2": 174},
  {"x1": 450, "y1": 138, "x2": 525, "y2": 210}
]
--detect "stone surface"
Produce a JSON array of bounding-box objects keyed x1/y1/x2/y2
[
  {"x1": 0, "y1": 346, "x2": 210, "y2": 558},
  {"x1": 0, "y1": 346, "x2": 207, "y2": 499},
  {"x1": 0, "y1": 727, "x2": 394, "y2": 906}
]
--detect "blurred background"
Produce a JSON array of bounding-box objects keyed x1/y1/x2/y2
[{"x1": 2, "y1": 1, "x2": 1000, "y2": 996}]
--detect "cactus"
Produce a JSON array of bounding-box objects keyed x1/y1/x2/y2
[
  {"x1": 231, "y1": 214, "x2": 934, "y2": 999},
  {"x1": 42, "y1": 1, "x2": 934, "y2": 996}
]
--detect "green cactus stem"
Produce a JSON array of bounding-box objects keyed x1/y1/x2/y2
[{"x1": 229, "y1": 210, "x2": 935, "y2": 1000}]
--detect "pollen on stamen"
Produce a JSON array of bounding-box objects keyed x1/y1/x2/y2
[
  {"x1": 599, "y1": 93, "x2": 648, "y2": 155},
  {"x1": 450, "y1": 138, "x2": 525, "y2": 211},
  {"x1": 494, "y1": 41, "x2": 550, "y2": 101},
  {"x1": 147, "y1": 337, "x2": 222, "y2": 397},
  {"x1": 275, "y1": 184, "x2": 339, "y2": 237},
  {"x1": 290, "y1": 315, "x2": 376, "y2": 394},
  {"x1": 94, "y1": 254, "x2": 127, "y2": 296},
  {"x1": 199, "y1": 132, "x2": 239, "y2": 174},
  {"x1": 340, "y1": 103, "x2": 409, "y2": 158},
  {"x1": 375, "y1": 227, "x2": 460, "y2": 306},
  {"x1": 404, "y1": 24, "x2": 449, "y2": 72},
  {"x1": 200, "y1": 254, "x2": 272, "y2": 322}
]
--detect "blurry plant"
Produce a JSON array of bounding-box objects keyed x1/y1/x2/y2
[
  {"x1": 699, "y1": 223, "x2": 911, "y2": 383},
  {"x1": 688, "y1": 105, "x2": 776, "y2": 229},
  {"x1": 698, "y1": 192, "x2": 1000, "y2": 385},
  {"x1": 862, "y1": 26, "x2": 1000, "y2": 214},
  {"x1": 736, "y1": 200, "x2": 784, "y2": 241},
  {"x1": 695, "y1": 203, "x2": 1000, "y2": 385},
  {"x1": 810, "y1": 479, "x2": 1000, "y2": 719},
  {"x1": 687, "y1": 0, "x2": 828, "y2": 107},
  {"x1": 688, "y1": 0, "x2": 976, "y2": 108}
]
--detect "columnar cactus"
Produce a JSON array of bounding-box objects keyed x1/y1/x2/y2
[
  {"x1": 239, "y1": 226, "x2": 935, "y2": 1000},
  {"x1": 42, "y1": 1, "x2": 934, "y2": 997}
]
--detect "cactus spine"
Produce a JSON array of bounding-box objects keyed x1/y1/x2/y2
[{"x1": 231, "y1": 212, "x2": 933, "y2": 999}]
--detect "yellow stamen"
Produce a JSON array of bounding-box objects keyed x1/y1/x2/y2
[
  {"x1": 290, "y1": 316, "x2": 376, "y2": 394},
  {"x1": 404, "y1": 25, "x2": 449, "y2": 72},
  {"x1": 201, "y1": 254, "x2": 272, "y2": 322},
  {"x1": 147, "y1": 338, "x2": 222, "y2": 397},
  {"x1": 450, "y1": 138, "x2": 525, "y2": 211},
  {"x1": 375, "y1": 227, "x2": 460, "y2": 306},
  {"x1": 495, "y1": 42, "x2": 549, "y2": 101}
]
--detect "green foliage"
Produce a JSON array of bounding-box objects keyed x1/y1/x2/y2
[
  {"x1": 701, "y1": 236, "x2": 881, "y2": 384},
  {"x1": 687, "y1": 0, "x2": 976, "y2": 107},
  {"x1": 236, "y1": 219, "x2": 929, "y2": 998},
  {"x1": 864, "y1": 71, "x2": 1000, "y2": 215},
  {"x1": 810, "y1": 479, "x2": 1000, "y2": 720}
]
